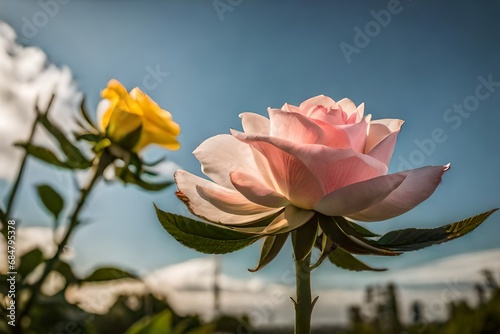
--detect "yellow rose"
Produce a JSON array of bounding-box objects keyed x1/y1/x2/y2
[{"x1": 98, "y1": 79, "x2": 180, "y2": 152}]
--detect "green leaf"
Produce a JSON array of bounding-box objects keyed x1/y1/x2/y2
[
  {"x1": 36, "y1": 184, "x2": 64, "y2": 219},
  {"x1": 38, "y1": 114, "x2": 91, "y2": 169},
  {"x1": 319, "y1": 215, "x2": 399, "y2": 256},
  {"x1": 249, "y1": 233, "x2": 288, "y2": 272},
  {"x1": 74, "y1": 132, "x2": 102, "y2": 144},
  {"x1": 310, "y1": 233, "x2": 334, "y2": 270},
  {"x1": 292, "y1": 220, "x2": 318, "y2": 261},
  {"x1": 18, "y1": 248, "x2": 44, "y2": 279},
  {"x1": 125, "y1": 309, "x2": 173, "y2": 334},
  {"x1": 156, "y1": 205, "x2": 259, "y2": 254},
  {"x1": 53, "y1": 260, "x2": 77, "y2": 284},
  {"x1": 185, "y1": 323, "x2": 217, "y2": 334},
  {"x1": 348, "y1": 221, "x2": 380, "y2": 237},
  {"x1": 375, "y1": 208, "x2": 498, "y2": 251},
  {"x1": 15, "y1": 142, "x2": 71, "y2": 168},
  {"x1": 116, "y1": 166, "x2": 172, "y2": 191},
  {"x1": 81, "y1": 267, "x2": 136, "y2": 282},
  {"x1": 329, "y1": 247, "x2": 387, "y2": 272}
]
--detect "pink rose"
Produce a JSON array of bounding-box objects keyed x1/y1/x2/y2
[{"x1": 176, "y1": 95, "x2": 449, "y2": 234}]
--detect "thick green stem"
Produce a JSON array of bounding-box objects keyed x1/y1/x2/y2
[
  {"x1": 18, "y1": 151, "x2": 112, "y2": 325},
  {"x1": 294, "y1": 252, "x2": 313, "y2": 334}
]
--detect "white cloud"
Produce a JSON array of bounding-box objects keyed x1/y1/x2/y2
[{"x1": 0, "y1": 20, "x2": 82, "y2": 182}]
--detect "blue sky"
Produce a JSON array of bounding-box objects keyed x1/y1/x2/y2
[{"x1": 1, "y1": 0, "x2": 499, "y2": 287}]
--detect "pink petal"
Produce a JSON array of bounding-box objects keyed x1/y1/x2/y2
[
  {"x1": 231, "y1": 130, "x2": 325, "y2": 209},
  {"x1": 314, "y1": 172, "x2": 406, "y2": 216},
  {"x1": 196, "y1": 185, "x2": 275, "y2": 215},
  {"x1": 337, "y1": 114, "x2": 371, "y2": 153},
  {"x1": 366, "y1": 131, "x2": 400, "y2": 167},
  {"x1": 231, "y1": 130, "x2": 388, "y2": 195},
  {"x1": 347, "y1": 165, "x2": 450, "y2": 222},
  {"x1": 268, "y1": 108, "x2": 324, "y2": 144},
  {"x1": 230, "y1": 170, "x2": 290, "y2": 208},
  {"x1": 365, "y1": 119, "x2": 404, "y2": 153},
  {"x1": 193, "y1": 134, "x2": 265, "y2": 189},
  {"x1": 299, "y1": 95, "x2": 338, "y2": 110},
  {"x1": 175, "y1": 170, "x2": 281, "y2": 225},
  {"x1": 281, "y1": 103, "x2": 303, "y2": 115},
  {"x1": 269, "y1": 109, "x2": 353, "y2": 149},
  {"x1": 263, "y1": 205, "x2": 315, "y2": 234},
  {"x1": 240, "y1": 112, "x2": 270, "y2": 135},
  {"x1": 337, "y1": 98, "x2": 359, "y2": 123}
]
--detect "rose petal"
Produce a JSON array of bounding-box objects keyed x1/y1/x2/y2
[
  {"x1": 365, "y1": 119, "x2": 404, "y2": 153},
  {"x1": 194, "y1": 134, "x2": 265, "y2": 189},
  {"x1": 269, "y1": 108, "x2": 324, "y2": 144},
  {"x1": 314, "y1": 172, "x2": 406, "y2": 216},
  {"x1": 270, "y1": 109, "x2": 355, "y2": 149},
  {"x1": 263, "y1": 205, "x2": 315, "y2": 234},
  {"x1": 347, "y1": 165, "x2": 450, "y2": 222},
  {"x1": 336, "y1": 114, "x2": 371, "y2": 153},
  {"x1": 240, "y1": 112, "x2": 270, "y2": 135},
  {"x1": 175, "y1": 170, "x2": 281, "y2": 225},
  {"x1": 230, "y1": 170, "x2": 290, "y2": 208},
  {"x1": 196, "y1": 184, "x2": 275, "y2": 214},
  {"x1": 366, "y1": 131, "x2": 400, "y2": 167},
  {"x1": 231, "y1": 130, "x2": 325, "y2": 209},
  {"x1": 299, "y1": 95, "x2": 338, "y2": 110},
  {"x1": 231, "y1": 130, "x2": 387, "y2": 195},
  {"x1": 337, "y1": 98, "x2": 359, "y2": 123}
]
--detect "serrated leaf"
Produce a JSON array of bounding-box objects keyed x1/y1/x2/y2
[
  {"x1": 18, "y1": 248, "x2": 44, "y2": 279},
  {"x1": 329, "y1": 247, "x2": 387, "y2": 272},
  {"x1": 156, "y1": 205, "x2": 259, "y2": 254},
  {"x1": 116, "y1": 166, "x2": 172, "y2": 191},
  {"x1": 249, "y1": 233, "x2": 288, "y2": 272},
  {"x1": 375, "y1": 208, "x2": 498, "y2": 251},
  {"x1": 319, "y1": 215, "x2": 399, "y2": 256},
  {"x1": 81, "y1": 267, "x2": 136, "y2": 282},
  {"x1": 36, "y1": 184, "x2": 64, "y2": 219},
  {"x1": 38, "y1": 114, "x2": 91, "y2": 169},
  {"x1": 292, "y1": 220, "x2": 318, "y2": 261},
  {"x1": 125, "y1": 309, "x2": 173, "y2": 334}
]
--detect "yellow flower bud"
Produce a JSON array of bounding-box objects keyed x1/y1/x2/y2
[{"x1": 98, "y1": 79, "x2": 180, "y2": 152}]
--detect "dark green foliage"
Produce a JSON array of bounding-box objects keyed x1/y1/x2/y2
[
  {"x1": 155, "y1": 205, "x2": 259, "y2": 254},
  {"x1": 36, "y1": 184, "x2": 64, "y2": 219}
]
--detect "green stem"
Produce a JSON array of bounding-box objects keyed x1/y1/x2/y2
[
  {"x1": 18, "y1": 151, "x2": 112, "y2": 326},
  {"x1": 294, "y1": 252, "x2": 314, "y2": 334},
  {"x1": 2, "y1": 95, "x2": 55, "y2": 237}
]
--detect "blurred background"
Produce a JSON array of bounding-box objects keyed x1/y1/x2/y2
[{"x1": 1, "y1": 0, "x2": 499, "y2": 332}]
